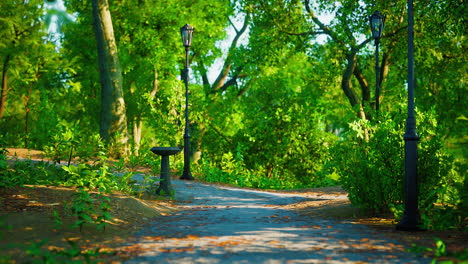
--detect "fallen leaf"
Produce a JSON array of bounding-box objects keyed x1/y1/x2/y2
[
  {"x1": 143, "y1": 236, "x2": 165, "y2": 241},
  {"x1": 361, "y1": 243, "x2": 375, "y2": 249}
]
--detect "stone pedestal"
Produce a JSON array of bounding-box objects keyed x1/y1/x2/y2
[{"x1": 150, "y1": 147, "x2": 181, "y2": 196}]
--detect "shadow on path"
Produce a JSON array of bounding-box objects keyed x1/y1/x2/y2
[{"x1": 123, "y1": 180, "x2": 430, "y2": 264}]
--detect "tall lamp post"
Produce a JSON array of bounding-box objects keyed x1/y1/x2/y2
[
  {"x1": 370, "y1": 11, "x2": 384, "y2": 112},
  {"x1": 396, "y1": 0, "x2": 422, "y2": 231},
  {"x1": 180, "y1": 24, "x2": 195, "y2": 181}
]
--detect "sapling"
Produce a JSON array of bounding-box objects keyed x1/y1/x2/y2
[{"x1": 70, "y1": 187, "x2": 95, "y2": 232}]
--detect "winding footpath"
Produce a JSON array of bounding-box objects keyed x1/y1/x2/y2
[{"x1": 122, "y1": 179, "x2": 430, "y2": 264}]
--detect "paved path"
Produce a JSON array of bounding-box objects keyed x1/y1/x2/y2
[{"x1": 123, "y1": 180, "x2": 429, "y2": 264}]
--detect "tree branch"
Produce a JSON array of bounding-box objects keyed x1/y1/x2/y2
[
  {"x1": 383, "y1": 26, "x2": 407, "y2": 39},
  {"x1": 212, "y1": 12, "x2": 250, "y2": 91},
  {"x1": 219, "y1": 66, "x2": 246, "y2": 92},
  {"x1": 208, "y1": 122, "x2": 233, "y2": 145},
  {"x1": 236, "y1": 79, "x2": 252, "y2": 98},
  {"x1": 195, "y1": 56, "x2": 211, "y2": 91},
  {"x1": 279, "y1": 29, "x2": 325, "y2": 36},
  {"x1": 303, "y1": 0, "x2": 343, "y2": 45},
  {"x1": 228, "y1": 17, "x2": 239, "y2": 34}
]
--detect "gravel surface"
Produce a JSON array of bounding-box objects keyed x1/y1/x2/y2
[{"x1": 123, "y1": 179, "x2": 430, "y2": 264}]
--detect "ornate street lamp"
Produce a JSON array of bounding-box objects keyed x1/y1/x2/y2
[
  {"x1": 396, "y1": 0, "x2": 422, "y2": 231},
  {"x1": 180, "y1": 24, "x2": 195, "y2": 181},
  {"x1": 370, "y1": 11, "x2": 384, "y2": 112}
]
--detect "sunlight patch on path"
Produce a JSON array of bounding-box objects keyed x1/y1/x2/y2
[{"x1": 123, "y1": 180, "x2": 430, "y2": 264}]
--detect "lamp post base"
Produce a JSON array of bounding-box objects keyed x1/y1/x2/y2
[
  {"x1": 396, "y1": 214, "x2": 424, "y2": 231},
  {"x1": 180, "y1": 135, "x2": 194, "y2": 181},
  {"x1": 397, "y1": 132, "x2": 423, "y2": 232},
  {"x1": 180, "y1": 167, "x2": 194, "y2": 181}
]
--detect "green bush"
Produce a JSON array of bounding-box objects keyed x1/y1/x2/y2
[
  {"x1": 329, "y1": 115, "x2": 405, "y2": 214},
  {"x1": 43, "y1": 126, "x2": 106, "y2": 165},
  {"x1": 328, "y1": 108, "x2": 465, "y2": 229},
  {"x1": 0, "y1": 159, "x2": 68, "y2": 187},
  {"x1": 196, "y1": 149, "x2": 311, "y2": 190},
  {"x1": 0, "y1": 148, "x2": 136, "y2": 195}
]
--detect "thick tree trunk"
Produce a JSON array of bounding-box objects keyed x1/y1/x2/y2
[
  {"x1": 91, "y1": 0, "x2": 129, "y2": 158},
  {"x1": 0, "y1": 55, "x2": 11, "y2": 119}
]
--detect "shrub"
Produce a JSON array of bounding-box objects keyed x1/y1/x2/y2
[
  {"x1": 196, "y1": 151, "x2": 299, "y2": 189},
  {"x1": 329, "y1": 115, "x2": 405, "y2": 214},
  {"x1": 328, "y1": 108, "x2": 465, "y2": 229}
]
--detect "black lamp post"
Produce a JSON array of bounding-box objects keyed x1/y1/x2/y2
[
  {"x1": 180, "y1": 24, "x2": 195, "y2": 181},
  {"x1": 370, "y1": 11, "x2": 384, "y2": 112},
  {"x1": 396, "y1": 0, "x2": 422, "y2": 231}
]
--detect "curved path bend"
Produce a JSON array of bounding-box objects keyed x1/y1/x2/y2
[{"x1": 123, "y1": 180, "x2": 429, "y2": 264}]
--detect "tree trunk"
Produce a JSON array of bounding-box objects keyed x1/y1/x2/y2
[
  {"x1": 341, "y1": 52, "x2": 360, "y2": 107},
  {"x1": 91, "y1": 0, "x2": 129, "y2": 158},
  {"x1": 0, "y1": 55, "x2": 11, "y2": 119},
  {"x1": 22, "y1": 82, "x2": 34, "y2": 147},
  {"x1": 133, "y1": 117, "x2": 142, "y2": 155}
]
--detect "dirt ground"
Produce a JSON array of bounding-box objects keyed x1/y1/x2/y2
[
  {"x1": 1, "y1": 148, "x2": 176, "y2": 262},
  {"x1": 1, "y1": 148, "x2": 467, "y2": 263}
]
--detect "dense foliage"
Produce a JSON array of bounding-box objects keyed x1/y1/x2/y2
[
  {"x1": 0, "y1": 0, "x2": 466, "y2": 230},
  {"x1": 328, "y1": 107, "x2": 466, "y2": 230}
]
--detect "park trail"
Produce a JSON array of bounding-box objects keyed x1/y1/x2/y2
[{"x1": 121, "y1": 179, "x2": 430, "y2": 264}]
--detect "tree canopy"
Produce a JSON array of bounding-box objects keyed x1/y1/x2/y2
[{"x1": 0, "y1": 0, "x2": 465, "y2": 189}]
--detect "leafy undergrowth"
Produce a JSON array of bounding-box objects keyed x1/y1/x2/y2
[
  {"x1": 0, "y1": 185, "x2": 176, "y2": 263},
  {"x1": 0, "y1": 148, "x2": 180, "y2": 263}
]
